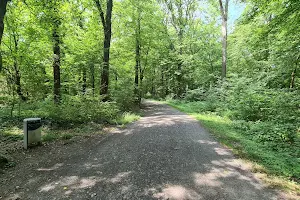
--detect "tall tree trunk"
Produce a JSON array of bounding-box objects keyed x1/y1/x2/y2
[
  {"x1": 161, "y1": 67, "x2": 165, "y2": 97},
  {"x1": 0, "y1": 0, "x2": 10, "y2": 72},
  {"x1": 53, "y1": 21, "x2": 61, "y2": 103},
  {"x1": 12, "y1": 33, "x2": 26, "y2": 101},
  {"x1": 139, "y1": 64, "x2": 143, "y2": 104},
  {"x1": 177, "y1": 1, "x2": 184, "y2": 97},
  {"x1": 95, "y1": 0, "x2": 113, "y2": 101},
  {"x1": 78, "y1": 14, "x2": 87, "y2": 95},
  {"x1": 151, "y1": 68, "x2": 155, "y2": 97},
  {"x1": 219, "y1": 0, "x2": 229, "y2": 79},
  {"x1": 134, "y1": 6, "x2": 141, "y2": 104},
  {"x1": 134, "y1": 45, "x2": 139, "y2": 100},
  {"x1": 14, "y1": 62, "x2": 25, "y2": 101}
]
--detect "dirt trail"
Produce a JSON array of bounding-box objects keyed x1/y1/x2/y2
[{"x1": 0, "y1": 101, "x2": 288, "y2": 199}]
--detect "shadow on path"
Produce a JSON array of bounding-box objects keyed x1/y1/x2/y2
[{"x1": 0, "y1": 101, "x2": 285, "y2": 200}]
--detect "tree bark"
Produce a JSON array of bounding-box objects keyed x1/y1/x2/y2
[
  {"x1": 95, "y1": 0, "x2": 113, "y2": 101},
  {"x1": 90, "y1": 64, "x2": 95, "y2": 96},
  {"x1": 177, "y1": 0, "x2": 184, "y2": 97},
  {"x1": 12, "y1": 33, "x2": 26, "y2": 101},
  {"x1": 82, "y1": 68, "x2": 87, "y2": 94},
  {"x1": 134, "y1": 5, "x2": 141, "y2": 104},
  {"x1": 0, "y1": 0, "x2": 10, "y2": 72},
  {"x1": 219, "y1": 0, "x2": 229, "y2": 79},
  {"x1": 290, "y1": 55, "x2": 299, "y2": 89},
  {"x1": 14, "y1": 62, "x2": 25, "y2": 101},
  {"x1": 53, "y1": 21, "x2": 61, "y2": 103}
]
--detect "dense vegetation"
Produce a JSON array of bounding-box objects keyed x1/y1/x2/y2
[{"x1": 0, "y1": 0, "x2": 299, "y2": 184}]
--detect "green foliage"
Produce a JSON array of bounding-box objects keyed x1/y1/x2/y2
[
  {"x1": 184, "y1": 88, "x2": 206, "y2": 102},
  {"x1": 41, "y1": 96, "x2": 120, "y2": 124},
  {"x1": 111, "y1": 79, "x2": 136, "y2": 111},
  {"x1": 42, "y1": 133, "x2": 58, "y2": 142},
  {"x1": 0, "y1": 0, "x2": 298, "y2": 185},
  {"x1": 116, "y1": 112, "x2": 140, "y2": 125},
  {"x1": 183, "y1": 75, "x2": 300, "y2": 146}
]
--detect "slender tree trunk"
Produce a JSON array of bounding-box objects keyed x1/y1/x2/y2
[
  {"x1": 177, "y1": 1, "x2": 184, "y2": 97},
  {"x1": 90, "y1": 64, "x2": 95, "y2": 96},
  {"x1": 0, "y1": 0, "x2": 10, "y2": 72},
  {"x1": 95, "y1": 0, "x2": 113, "y2": 100},
  {"x1": 290, "y1": 55, "x2": 299, "y2": 89},
  {"x1": 53, "y1": 21, "x2": 61, "y2": 103},
  {"x1": 151, "y1": 68, "x2": 155, "y2": 96},
  {"x1": 161, "y1": 67, "x2": 165, "y2": 97},
  {"x1": 134, "y1": 6, "x2": 141, "y2": 104},
  {"x1": 219, "y1": 0, "x2": 229, "y2": 79},
  {"x1": 134, "y1": 48, "x2": 139, "y2": 100},
  {"x1": 139, "y1": 66, "x2": 143, "y2": 103},
  {"x1": 134, "y1": 37, "x2": 139, "y2": 101},
  {"x1": 78, "y1": 14, "x2": 87, "y2": 95},
  {"x1": 14, "y1": 64, "x2": 25, "y2": 101},
  {"x1": 290, "y1": 68, "x2": 296, "y2": 89},
  {"x1": 82, "y1": 68, "x2": 87, "y2": 94},
  {"x1": 12, "y1": 34, "x2": 26, "y2": 101}
]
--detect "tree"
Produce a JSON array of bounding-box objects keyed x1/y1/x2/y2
[
  {"x1": 218, "y1": 0, "x2": 229, "y2": 78},
  {"x1": 4, "y1": 10, "x2": 26, "y2": 101},
  {"x1": 134, "y1": 2, "x2": 141, "y2": 104},
  {"x1": 161, "y1": 0, "x2": 197, "y2": 97},
  {"x1": 52, "y1": 10, "x2": 61, "y2": 103},
  {"x1": 0, "y1": 0, "x2": 11, "y2": 72},
  {"x1": 95, "y1": 0, "x2": 113, "y2": 100}
]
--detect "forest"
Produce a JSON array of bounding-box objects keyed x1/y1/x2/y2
[{"x1": 0, "y1": 0, "x2": 299, "y2": 190}]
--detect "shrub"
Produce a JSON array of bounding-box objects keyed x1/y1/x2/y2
[
  {"x1": 111, "y1": 78, "x2": 136, "y2": 111},
  {"x1": 185, "y1": 87, "x2": 206, "y2": 102},
  {"x1": 39, "y1": 95, "x2": 120, "y2": 124}
]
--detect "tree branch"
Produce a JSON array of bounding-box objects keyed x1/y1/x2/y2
[
  {"x1": 94, "y1": 0, "x2": 106, "y2": 29},
  {"x1": 219, "y1": 0, "x2": 229, "y2": 20}
]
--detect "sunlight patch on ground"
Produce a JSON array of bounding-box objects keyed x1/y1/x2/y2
[
  {"x1": 197, "y1": 140, "x2": 218, "y2": 145},
  {"x1": 84, "y1": 162, "x2": 103, "y2": 169},
  {"x1": 37, "y1": 163, "x2": 64, "y2": 171},
  {"x1": 199, "y1": 159, "x2": 265, "y2": 191},
  {"x1": 39, "y1": 176, "x2": 101, "y2": 193},
  {"x1": 108, "y1": 171, "x2": 132, "y2": 184},
  {"x1": 153, "y1": 185, "x2": 202, "y2": 200},
  {"x1": 139, "y1": 115, "x2": 192, "y2": 128},
  {"x1": 214, "y1": 147, "x2": 232, "y2": 156}
]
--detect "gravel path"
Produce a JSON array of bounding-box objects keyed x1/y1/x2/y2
[{"x1": 0, "y1": 101, "x2": 286, "y2": 199}]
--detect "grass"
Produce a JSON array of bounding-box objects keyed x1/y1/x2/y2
[
  {"x1": 115, "y1": 112, "x2": 141, "y2": 125},
  {"x1": 1, "y1": 110, "x2": 140, "y2": 144},
  {"x1": 166, "y1": 100, "x2": 300, "y2": 194}
]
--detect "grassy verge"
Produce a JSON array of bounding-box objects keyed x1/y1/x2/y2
[
  {"x1": 166, "y1": 100, "x2": 300, "y2": 194},
  {"x1": 0, "y1": 108, "x2": 140, "y2": 168},
  {"x1": 1, "y1": 112, "x2": 140, "y2": 143}
]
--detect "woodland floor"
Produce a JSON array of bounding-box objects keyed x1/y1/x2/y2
[{"x1": 0, "y1": 101, "x2": 295, "y2": 200}]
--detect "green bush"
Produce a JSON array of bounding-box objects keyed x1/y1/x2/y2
[
  {"x1": 111, "y1": 79, "x2": 136, "y2": 111},
  {"x1": 182, "y1": 74, "x2": 300, "y2": 153},
  {"x1": 185, "y1": 87, "x2": 206, "y2": 102},
  {"x1": 40, "y1": 96, "x2": 120, "y2": 124},
  {"x1": 1, "y1": 95, "x2": 121, "y2": 125}
]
